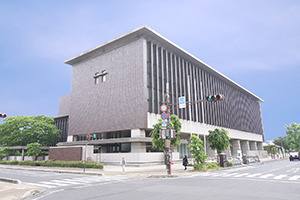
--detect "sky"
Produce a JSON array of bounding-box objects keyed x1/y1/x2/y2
[{"x1": 1, "y1": 0, "x2": 299, "y2": 142}]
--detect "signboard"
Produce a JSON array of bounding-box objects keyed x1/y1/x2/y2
[
  {"x1": 179, "y1": 96, "x2": 186, "y2": 108},
  {"x1": 162, "y1": 121, "x2": 167, "y2": 129},
  {"x1": 160, "y1": 104, "x2": 167, "y2": 112},
  {"x1": 161, "y1": 113, "x2": 168, "y2": 120},
  {"x1": 165, "y1": 139, "x2": 170, "y2": 148},
  {"x1": 162, "y1": 130, "x2": 166, "y2": 139},
  {"x1": 170, "y1": 129, "x2": 174, "y2": 138}
]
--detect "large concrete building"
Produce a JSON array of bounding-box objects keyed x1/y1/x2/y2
[{"x1": 54, "y1": 25, "x2": 265, "y2": 165}]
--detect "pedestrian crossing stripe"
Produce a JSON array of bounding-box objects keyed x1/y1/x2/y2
[
  {"x1": 25, "y1": 176, "x2": 130, "y2": 189},
  {"x1": 184, "y1": 172, "x2": 300, "y2": 181}
]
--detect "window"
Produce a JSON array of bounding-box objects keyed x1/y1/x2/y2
[
  {"x1": 102, "y1": 70, "x2": 106, "y2": 82},
  {"x1": 93, "y1": 70, "x2": 108, "y2": 84},
  {"x1": 94, "y1": 72, "x2": 100, "y2": 84}
]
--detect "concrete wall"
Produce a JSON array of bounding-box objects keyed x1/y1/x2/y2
[
  {"x1": 97, "y1": 152, "x2": 180, "y2": 165},
  {"x1": 67, "y1": 38, "x2": 147, "y2": 136}
]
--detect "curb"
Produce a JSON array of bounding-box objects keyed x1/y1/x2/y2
[
  {"x1": 20, "y1": 189, "x2": 45, "y2": 199},
  {"x1": 0, "y1": 177, "x2": 22, "y2": 184},
  {"x1": 148, "y1": 175, "x2": 178, "y2": 178}
]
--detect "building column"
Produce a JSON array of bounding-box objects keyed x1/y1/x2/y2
[
  {"x1": 231, "y1": 139, "x2": 241, "y2": 157},
  {"x1": 249, "y1": 141, "x2": 258, "y2": 151},
  {"x1": 131, "y1": 129, "x2": 146, "y2": 153},
  {"x1": 206, "y1": 146, "x2": 217, "y2": 158},
  {"x1": 131, "y1": 143, "x2": 146, "y2": 153},
  {"x1": 257, "y1": 142, "x2": 263, "y2": 151},
  {"x1": 241, "y1": 141, "x2": 250, "y2": 155},
  {"x1": 131, "y1": 129, "x2": 145, "y2": 137},
  {"x1": 21, "y1": 149, "x2": 24, "y2": 161},
  {"x1": 223, "y1": 146, "x2": 231, "y2": 157}
]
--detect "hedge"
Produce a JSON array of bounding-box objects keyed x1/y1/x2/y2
[{"x1": 0, "y1": 160, "x2": 103, "y2": 169}]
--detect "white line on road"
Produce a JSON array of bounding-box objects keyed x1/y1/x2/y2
[
  {"x1": 289, "y1": 175, "x2": 300, "y2": 180},
  {"x1": 233, "y1": 173, "x2": 250, "y2": 177},
  {"x1": 222, "y1": 173, "x2": 239, "y2": 177},
  {"x1": 273, "y1": 174, "x2": 287, "y2": 179},
  {"x1": 246, "y1": 173, "x2": 262, "y2": 178},
  {"x1": 259, "y1": 174, "x2": 274, "y2": 179},
  {"x1": 51, "y1": 180, "x2": 82, "y2": 185},
  {"x1": 26, "y1": 182, "x2": 57, "y2": 188},
  {"x1": 39, "y1": 181, "x2": 69, "y2": 186}
]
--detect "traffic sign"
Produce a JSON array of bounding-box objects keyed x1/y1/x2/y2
[
  {"x1": 160, "y1": 104, "x2": 167, "y2": 112},
  {"x1": 161, "y1": 113, "x2": 168, "y2": 120},
  {"x1": 179, "y1": 96, "x2": 186, "y2": 108},
  {"x1": 162, "y1": 121, "x2": 167, "y2": 129}
]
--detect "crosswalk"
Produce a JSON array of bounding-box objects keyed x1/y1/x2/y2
[
  {"x1": 184, "y1": 172, "x2": 300, "y2": 182},
  {"x1": 24, "y1": 176, "x2": 131, "y2": 189}
]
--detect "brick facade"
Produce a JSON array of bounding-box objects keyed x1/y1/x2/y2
[{"x1": 49, "y1": 147, "x2": 82, "y2": 161}]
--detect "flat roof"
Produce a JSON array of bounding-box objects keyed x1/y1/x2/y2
[{"x1": 65, "y1": 25, "x2": 263, "y2": 103}]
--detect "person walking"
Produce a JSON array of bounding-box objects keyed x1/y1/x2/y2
[
  {"x1": 120, "y1": 156, "x2": 127, "y2": 174},
  {"x1": 183, "y1": 155, "x2": 188, "y2": 170}
]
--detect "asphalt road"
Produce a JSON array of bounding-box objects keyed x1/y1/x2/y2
[{"x1": 1, "y1": 159, "x2": 300, "y2": 200}]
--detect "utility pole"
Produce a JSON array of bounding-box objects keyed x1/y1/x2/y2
[{"x1": 165, "y1": 83, "x2": 171, "y2": 175}]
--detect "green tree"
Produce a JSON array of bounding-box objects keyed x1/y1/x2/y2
[
  {"x1": 188, "y1": 135, "x2": 208, "y2": 170},
  {"x1": 207, "y1": 128, "x2": 231, "y2": 154},
  {"x1": 26, "y1": 143, "x2": 42, "y2": 160},
  {"x1": 273, "y1": 136, "x2": 290, "y2": 152},
  {"x1": 0, "y1": 115, "x2": 61, "y2": 147},
  {"x1": 150, "y1": 115, "x2": 182, "y2": 152},
  {"x1": 0, "y1": 147, "x2": 8, "y2": 160},
  {"x1": 284, "y1": 122, "x2": 300, "y2": 152},
  {"x1": 263, "y1": 145, "x2": 277, "y2": 155}
]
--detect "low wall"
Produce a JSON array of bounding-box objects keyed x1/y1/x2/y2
[
  {"x1": 96, "y1": 152, "x2": 180, "y2": 166},
  {"x1": 49, "y1": 146, "x2": 82, "y2": 161},
  {"x1": 246, "y1": 150, "x2": 268, "y2": 158},
  {"x1": 3, "y1": 156, "x2": 49, "y2": 161}
]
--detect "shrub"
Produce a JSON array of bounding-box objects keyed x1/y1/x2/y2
[
  {"x1": 227, "y1": 160, "x2": 233, "y2": 167},
  {"x1": 37, "y1": 160, "x2": 48, "y2": 166},
  {"x1": 205, "y1": 162, "x2": 219, "y2": 170},
  {"x1": 10, "y1": 160, "x2": 19, "y2": 165},
  {"x1": 0, "y1": 158, "x2": 103, "y2": 169},
  {"x1": 0, "y1": 160, "x2": 11, "y2": 165},
  {"x1": 19, "y1": 160, "x2": 34, "y2": 166}
]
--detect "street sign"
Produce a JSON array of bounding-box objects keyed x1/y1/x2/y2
[
  {"x1": 162, "y1": 130, "x2": 166, "y2": 139},
  {"x1": 179, "y1": 96, "x2": 186, "y2": 108},
  {"x1": 160, "y1": 104, "x2": 167, "y2": 112},
  {"x1": 161, "y1": 113, "x2": 168, "y2": 120},
  {"x1": 162, "y1": 121, "x2": 167, "y2": 129}
]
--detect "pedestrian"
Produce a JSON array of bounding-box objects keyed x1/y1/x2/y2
[
  {"x1": 120, "y1": 156, "x2": 127, "y2": 174},
  {"x1": 183, "y1": 155, "x2": 188, "y2": 170}
]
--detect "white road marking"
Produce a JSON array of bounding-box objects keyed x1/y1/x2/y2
[
  {"x1": 273, "y1": 175, "x2": 287, "y2": 180},
  {"x1": 39, "y1": 181, "x2": 69, "y2": 186},
  {"x1": 222, "y1": 173, "x2": 239, "y2": 177},
  {"x1": 233, "y1": 173, "x2": 250, "y2": 177},
  {"x1": 246, "y1": 173, "x2": 262, "y2": 178},
  {"x1": 26, "y1": 182, "x2": 57, "y2": 188},
  {"x1": 258, "y1": 174, "x2": 274, "y2": 179},
  {"x1": 289, "y1": 175, "x2": 300, "y2": 180}
]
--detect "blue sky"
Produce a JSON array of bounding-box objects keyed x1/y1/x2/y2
[{"x1": 1, "y1": 0, "x2": 299, "y2": 142}]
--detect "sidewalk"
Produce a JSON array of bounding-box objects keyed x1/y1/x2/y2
[{"x1": 0, "y1": 157, "x2": 285, "y2": 200}]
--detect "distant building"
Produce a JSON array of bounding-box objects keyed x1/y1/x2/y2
[{"x1": 54, "y1": 25, "x2": 265, "y2": 165}]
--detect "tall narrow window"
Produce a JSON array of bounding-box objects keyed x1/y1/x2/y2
[
  {"x1": 94, "y1": 72, "x2": 100, "y2": 84},
  {"x1": 102, "y1": 70, "x2": 106, "y2": 82}
]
